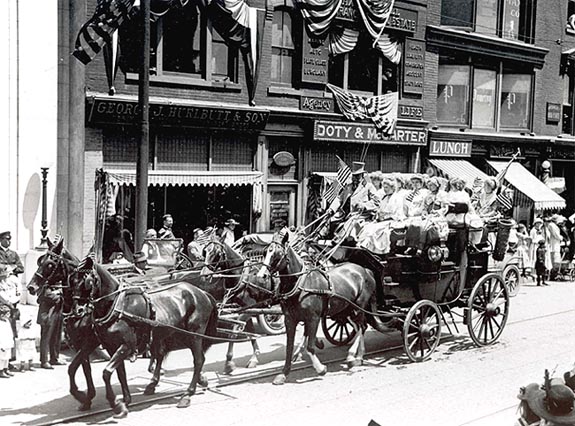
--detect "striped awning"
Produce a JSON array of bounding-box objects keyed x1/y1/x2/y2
[
  {"x1": 427, "y1": 159, "x2": 490, "y2": 189},
  {"x1": 487, "y1": 161, "x2": 566, "y2": 211},
  {"x1": 106, "y1": 170, "x2": 263, "y2": 187}
]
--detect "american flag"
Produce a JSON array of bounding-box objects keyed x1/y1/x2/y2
[
  {"x1": 73, "y1": 0, "x2": 136, "y2": 65},
  {"x1": 322, "y1": 156, "x2": 352, "y2": 206},
  {"x1": 497, "y1": 187, "x2": 514, "y2": 211},
  {"x1": 327, "y1": 84, "x2": 398, "y2": 137}
]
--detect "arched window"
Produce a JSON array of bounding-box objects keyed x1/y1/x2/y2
[{"x1": 271, "y1": 3, "x2": 295, "y2": 85}]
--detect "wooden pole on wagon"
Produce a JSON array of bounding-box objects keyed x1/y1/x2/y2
[{"x1": 135, "y1": 0, "x2": 151, "y2": 252}]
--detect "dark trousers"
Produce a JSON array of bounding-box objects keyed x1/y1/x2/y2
[
  {"x1": 535, "y1": 262, "x2": 546, "y2": 285},
  {"x1": 39, "y1": 311, "x2": 63, "y2": 364}
]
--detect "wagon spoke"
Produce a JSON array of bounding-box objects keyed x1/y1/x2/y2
[
  {"x1": 339, "y1": 325, "x2": 344, "y2": 343},
  {"x1": 409, "y1": 336, "x2": 419, "y2": 352},
  {"x1": 326, "y1": 321, "x2": 339, "y2": 332},
  {"x1": 487, "y1": 317, "x2": 496, "y2": 340},
  {"x1": 471, "y1": 303, "x2": 487, "y2": 312}
]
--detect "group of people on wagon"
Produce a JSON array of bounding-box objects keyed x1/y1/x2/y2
[{"x1": 324, "y1": 161, "x2": 510, "y2": 256}]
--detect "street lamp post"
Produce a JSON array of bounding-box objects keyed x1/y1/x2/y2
[{"x1": 38, "y1": 167, "x2": 49, "y2": 249}]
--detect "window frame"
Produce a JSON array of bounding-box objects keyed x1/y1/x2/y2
[{"x1": 271, "y1": 6, "x2": 296, "y2": 86}]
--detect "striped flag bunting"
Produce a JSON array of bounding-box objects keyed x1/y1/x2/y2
[
  {"x1": 322, "y1": 156, "x2": 352, "y2": 206},
  {"x1": 327, "y1": 84, "x2": 398, "y2": 137},
  {"x1": 73, "y1": 0, "x2": 136, "y2": 65},
  {"x1": 195, "y1": 227, "x2": 216, "y2": 246},
  {"x1": 497, "y1": 186, "x2": 514, "y2": 211}
]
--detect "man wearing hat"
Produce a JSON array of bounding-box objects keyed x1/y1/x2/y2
[
  {"x1": 187, "y1": 228, "x2": 206, "y2": 263},
  {"x1": 221, "y1": 219, "x2": 239, "y2": 246},
  {"x1": 132, "y1": 251, "x2": 165, "y2": 277},
  {"x1": 347, "y1": 162, "x2": 377, "y2": 218},
  {"x1": 158, "y1": 214, "x2": 175, "y2": 239}
]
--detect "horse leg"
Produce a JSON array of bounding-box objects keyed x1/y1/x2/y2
[
  {"x1": 292, "y1": 335, "x2": 307, "y2": 363},
  {"x1": 345, "y1": 320, "x2": 364, "y2": 368},
  {"x1": 223, "y1": 342, "x2": 236, "y2": 375},
  {"x1": 304, "y1": 316, "x2": 327, "y2": 376},
  {"x1": 273, "y1": 314, "x2": 297, "y2": 385},
  {"x1": 144, "y1": 351, "x2": 165, "y2": 395},
  {"x1": 102, "y1": 344, "x2": 131, "y2": 419},
  {"x1": 245, "y1": 319, "x2": 260, "y2": 369},
  {"x1": 116, "y1": 362, "x2": 131, "y2": 406},
  {"x1": 68, "y1": 340, "x2": 99, "y2": 411},
  {"x1": 177, "y1": 339, "x2": 205, "y2": 409}
]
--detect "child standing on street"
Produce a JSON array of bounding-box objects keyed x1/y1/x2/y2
[
  {"x1": 0, "y1": 304, "x2": 14, "y2": 378},
  {"x1": 535, "y1": 240, "x2": 548, "y2": 286},
  {"x1": 16, "y1": 316, "x2": 37, "y2": 372}
]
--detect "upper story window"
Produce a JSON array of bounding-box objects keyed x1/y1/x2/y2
[
  {"x1": 562, "y1": 71, "x2": 574, "y2": 135},
  {"x1": 328, "y1": 33, "x2": 398, "y2": 96},
  {"x1": 440, "y1": 0, "x2": 536, "y2": 43},
  {"x1": 120, "y1": 3, "x2": 239, "y2": 84},
  {"x1": 437, "y1": 60, "x2": 533, "y2": 131},
  {"x1": 271, "y1": 4, "x2": 295, "y2": 85}
]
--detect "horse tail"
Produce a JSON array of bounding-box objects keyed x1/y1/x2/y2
[{"x1": 203, "y1": 294, "x2": 219, "y2": 352}]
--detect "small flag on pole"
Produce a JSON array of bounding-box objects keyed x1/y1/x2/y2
[{"x1": 322, "y1": 156, "x2": 352, "y2": 206}]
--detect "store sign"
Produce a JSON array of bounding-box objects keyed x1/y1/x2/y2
[
  {"x1": 314, "y1": 120, "x2": 427, "y2": 145},
  {"x1": 300, "y1": 96, "x2": 334, "y2": 112},
  {"x1": 403, "y1": 39, "x2": 425, "y2": 95},
  {"x1": 546, "y1": 103, "x2": 561, "y2": 123},
  {"x1": 301, "y1": 34, "x2": 329, "y2": 84},
  {"x1": 273, "y1": 151, "x2": 296, "y2": 167},
  {"x1": 335, "y1": 0, "x2": 359, "y2": 23},
  {"x1": 398, "y1": 104, "x2": 423, "y2": 119},
  {"x1": 388, "y1": 7, "x2": 418, "y2": 33},
  {"x1": 86, "y1": 98, "x2": 270, "y2": 130},
  {"x1": 429, "y1": 140, "x2": 472, "y2": 157}
]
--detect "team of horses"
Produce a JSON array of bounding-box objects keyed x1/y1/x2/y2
[{"x1": 27, "y1": 230, "x2": 395, "y2": 417}]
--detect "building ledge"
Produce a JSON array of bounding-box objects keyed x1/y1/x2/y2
[
  {"x1": 426, "y1": 25, "x2": 549, "y2": 68},
  {"x1": 429, "y1": 128, "x2": 552, "y2": 144}
]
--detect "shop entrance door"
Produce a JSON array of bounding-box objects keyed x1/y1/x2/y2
[{"x1": 268, "y1": 185, "x2": 297, "y2": 231}]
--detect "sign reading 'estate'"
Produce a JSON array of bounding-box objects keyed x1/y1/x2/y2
[
  {"x1": 86, "y1": 98, "x2": 270, "y2": 130},
  {"x1": 301, "y1": 34, "x2": 329, "y2": 84},
  {"x1": 314, "y1": 120, "x2": 427, "y2": 145},
  {"x1": 429, "y1": 140, "x2": 472, "y2": 157},
  {"x1": 403, "y1": 39, "x2": 425, "y2": 95},
  {"x1": 387, "y1": 7, "x2": 417, "y2": 33}
]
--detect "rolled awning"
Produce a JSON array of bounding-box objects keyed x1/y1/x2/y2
[
  {"x1": 427, "y1": 159, "x2": 490, "y2": 188},
  {"x1": 487, "y1": 161, "x2": 566, "y2": 211},
  {"x1": 106, "y1": 170, "x2": 264, "y2": 187}
]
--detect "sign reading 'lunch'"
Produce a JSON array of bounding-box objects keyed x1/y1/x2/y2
[
  {"x1": 314, "y1": 120, "x2": 427, "y2": 145},
  {"x1": 86, "y1": 98, "x2": 270, "y2": 130},
  {"x1": 429, "y1": 140, "x2": 472, "y2": 157}
]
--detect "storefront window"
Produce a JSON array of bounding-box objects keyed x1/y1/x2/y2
[
  {"x1": 500, "y1": 73, "x2": 532, "y2": 129},
  {"x1": 437, "y1": 65, "x2": 470, "y2": 125},
  {"x1": 271, "y1": 7, "x2": 295, "y2": 85},
  {"x1": 472, "y1": 69, "x2": 496, "y2": 128}
]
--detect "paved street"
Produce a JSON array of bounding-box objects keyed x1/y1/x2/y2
[{"x1": 1, "y1": 278, "x2": 575, "y2": 426}]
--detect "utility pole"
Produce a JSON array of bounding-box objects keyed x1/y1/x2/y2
[{"x1": 135, "y1": 0, "x2": 150, "y2": 252}]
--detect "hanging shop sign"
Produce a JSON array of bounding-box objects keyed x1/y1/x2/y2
[
  {"x1": 86, "y1": 98, "x2": 270, "y2": 131},
  {"x1": 300, "y1": 96, "x2": 334, "y2": 112},
  {"x1": 314, "y1": 120, "x2": 427, "y2": 145},
  {"x1": 403, "y1": 38, "x2": 425, "y2": 95},
  {"x1": 546, "y1": 103, "x2": 561, "y2": 124},
  {"x1": 301, "y1": 34, "x2": 329, "y2": 84},
  {"x1": 273, "y1": 151, "x2": 296, "y2": 167},
  {"x1": 398, "y1": 104, "x2": 423, "y2": 119},
  {"x1": 387, "y1": 7, "x2": 418, "y2": 33},
  {"x1": 429, "y1": 140, "x2": 472, "y2": 158},
  {"x1": 335, "y1": 0, "x2": 360, "y2": 24}
]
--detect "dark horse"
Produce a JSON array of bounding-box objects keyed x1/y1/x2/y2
[
  {"x1": 70, "y1": 255, "x2": 218, "y2": 417},
  {"x1": 256, "y1": 229, "x2": 394, "y2": 385},
  {"x1": 199, "y1": 240, "x2": 270, "y2": 373},
  {"x1": 26, "y1": 237, "x2": 131, "y2": 411}
]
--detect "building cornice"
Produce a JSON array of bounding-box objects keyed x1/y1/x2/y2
[{"x1": 426, "y1": 25, "x2": 549, "y2": 68}]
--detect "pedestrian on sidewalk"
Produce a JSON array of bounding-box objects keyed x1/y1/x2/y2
[
  {"x1": 535, "y1": 240, "x2": 548, "y2": 286},
  {"x1": 0, "y1": 304, "x2": 14, "y2": 378}
]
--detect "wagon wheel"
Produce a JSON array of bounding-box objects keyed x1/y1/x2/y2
[
  {"x1": 402, "y1": 300, "x2": 442, "y2": 362},
  {"x1": 174, "y1": 253, "x2": 193, "y2": 270},
  {"x1": 467, "y1": 273, "x2": 509, "y2": 346},
  {"x1": 321, "y1": 316, "x2": 358, "y2": 346},
  {"x1": 256, "y1": 313, "x2": 286, "y2": 335},
  {"x1": 502, "y1": 264, "x2": 521, "y2": 297}
]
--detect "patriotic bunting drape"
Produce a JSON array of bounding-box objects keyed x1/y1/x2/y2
[{"x1": 327, "y1": 84, "x2": 398, "y2": 136}]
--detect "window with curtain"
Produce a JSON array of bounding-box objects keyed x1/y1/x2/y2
[
  {"x1": 271, "y1": 5, "x2": 295, "y2": 85},
  {"x1": 472, "y1": 68, "x2": 497, "y2": 128},
  {"x1": 500, "y1": 73, "x2": 532, "y2": 129},
  {"x1": 437, "y1": 65, "x2": 470, "y2": 125}
]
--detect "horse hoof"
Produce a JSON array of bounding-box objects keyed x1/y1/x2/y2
[
  {"x1": 113, "y1": 402, "x2": 129, "y2": 419},
  {"x1": 143, "y1": 385, "x2": 156, "y2": 396},
  {"x1": 177, "y1": 396, "x2": 191, "y2": 408},
  {"x1": 347, "y1": 358, "x2": 362, "y2": 369},
  {"x1": 315, "y1": 339, "x2": 325, "y2": 350},
  {"x1": 246, "y1": 359, "x2": 258, "y2": 369},
  {"x1": 78, "y1": 401, "x2": 91, "y2": 412},
  {"x1": 199, "y1": 374, "x2": 209, "y2": 388},
  {"x1": 318, "y1": 366, "x2": 327, "y2": 376},
  {"x1": 223, "y1": 361, "x2": 236, "y2": 375},
  {"x1": 272, "y1": 374, "x2": 286, "y2": 385}
]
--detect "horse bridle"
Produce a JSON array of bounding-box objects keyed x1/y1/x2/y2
[
  {"x1": 34, "y1": 251, "x2": 70, "y2": 285},
  {"x1": 203, "y1": 240, "x2": 230, "y2": 272}
]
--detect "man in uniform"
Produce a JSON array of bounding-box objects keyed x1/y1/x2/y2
[
  {"x1": 36, "y1": 282, "x2": 64, "y2": 369},
  {"x1": 158, "y1": 214, "x2": 175, "y2": 239}
]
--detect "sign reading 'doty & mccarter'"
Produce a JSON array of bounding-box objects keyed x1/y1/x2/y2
[
  {"x1": 86, "y1": 98, "x2": 270, "y2": 130},
  {"x1": 314, "y1": 120, "x2": 427, "y2": 145}
]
